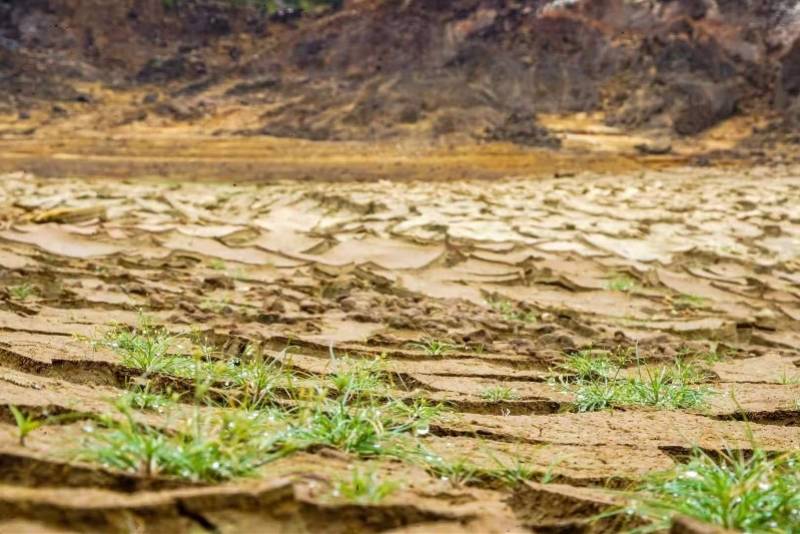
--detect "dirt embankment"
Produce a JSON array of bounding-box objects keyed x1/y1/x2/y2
[{"x1": 1, "y1": 0, "x2": 800, "y2": 153}]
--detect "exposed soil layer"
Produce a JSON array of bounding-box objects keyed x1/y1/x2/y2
[
  {"x1": 1, "y1": 0, "x2": 800, "y2": 155},
  {"x1": 0, "y1": 167, "x2": 798, "y2": 532}
]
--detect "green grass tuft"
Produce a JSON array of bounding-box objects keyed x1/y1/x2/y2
[
  {"x1": 207, "y1": 259, "x2": 227, "y2": 271},
  {"x1": 488, "y1": 298, "x2": 537, "y2": 323},
  {"x1": 79, "y1": 405, "x2": 286, "y2": 482},
  {"x1": 559, "y1": 350, "x2": 618, "y2": 381},
  {"x1": 480, "y1": 386, "x2": 519, "y2": 402},
  {"x1": 327, "y1": 356, "x2": 387, "y2": 401},
  {"x1": 7, "y1": 283, "x2": 35, "y2": 301},
  {"x1": 286, "y1": 397, "x2": 438, "y2": 457},
  {"x1": 628, "y1": 448, "x2": 800, "y2": 532},
  {"x1": 673, "y1": 293, "x2": 709, "y2": 310},
  {"x1": 332, "y1": 468, "x2": 399, "y2": 503},
  {"x1": 606, "y1": 274, "x2": 638, "y2": 292},
  {"x1": 555, "y1": 353, "x2": 713, "y2": 412},
  {"x1": 100, "y1": 318, "x2": 192, "y2": 376},
  {"x1": 119, "y1": 386, "x2": 178, "y2": 412},
  {"x1": 9, "y1": 406, "x2": 43, "y2": 447},
  {"x1": 409, "y1": 338, "x2": 457, "y2": 357}
]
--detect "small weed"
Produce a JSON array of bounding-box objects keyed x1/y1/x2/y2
[
  {"x1": 409, "y1": 338, "x2": 456, "y2": 357},
  {"x1": 100, "y1": 318, "x2": 191, "y2": 376},
  {"x1": 626, "y1": 448, "x2": 800, "y2": 532},
  {"x1": 673, "y1": 293, "x2": 709, "y2": 310},
  {"x1": 390, "y1": 398, "x2": 442, "y2": 437},
  {"x1": 286, "y1": 399, "x2": 428, "y2": 457},
  {"x1": 332, "y1": 468, "x2": 399, "y2": 503},
  {"x1": 426, "y1": 456, "x2": 482, "y2": 486},
  {"x1": 539, "y1": 456, "x2": 563, "y2": 484},
  {"x1": 623, "y1": 364, "x2": 710, "y2": 410},
  {"x1": 487, "y1": 453, "x2": 535, "y2": 486},
  {"x1": 480, "y1": 386, "x2": 519, "y2": 403},
  {"x1": 558, "y1": 351, "x2": 618, "y2": 381},
  {"x1": 119, "y1": 385, "x2": 177, "y2": 412},
  {"x1": 327, "y1": 356, "x2": 386, "y2": 402},
  {"x1": 9, "y1": 406, "x2": 44, "y2": 446},
  {"x1": 556, "y1": 354, "x2": 713, "y2": 412},
  {"x1": 421, "y1": 450, "x2": 536, "y2": 487},
  {"x1": 79, "y1": 405, "x2": 284, "y2": 482},
  {"x1": 8, "y1": 282, "x2": 35, "y2": 301},
  {"x1": 208, "y1": 259, "x2": 226, "y2": 271},
  {"x1": 606, "y1": 274, "x2": 637, "y2": 292},
  {"x1": 488, "y1": 298, "x2": 536, "y2": 323},
  {"x1": 221, "y1": 351, "x2": 294, "y2": 409},
  {"x1": 779, "y1": 370, "x2": 800, "y2": 385},
  {"x1": 572, "y1": 379, "x2": 624, "y2": 412},
  {"x1": 200, "y1": 296, "x2": 233, "y2": 313}
]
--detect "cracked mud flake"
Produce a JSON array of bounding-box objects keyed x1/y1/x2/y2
[
  {"x1": 310, "y1": 237, "x2": 445, "y2": 270},
  {"x1": 422, "y1": 436, "x2": 675, "y2": 483},
  {"x1": 398, "y1": 270, "x2": 486, "y2": 304},
  {"x1": 300, "y1": 317, "x2": 385, "y2": 345},
  {"x1": 160, "y1": 233, "x2": 279, "y2": 265},
  {"x1": 0, "y1": 225, "x2": 121, "y2": 259},
  {"x1": 494, "y1": 285, "x2": 658, "y2": 319},
  {"x1": 250, "y1": 230, "x2": 325, "y2": 256},
  {"x1": 582, "y1": 233, "x2": 685, "y2": 263},
  {"x1": 751, "y1": 330, "x2": 800, "y2": 350},
  {"x1": 712, "y1": 353, "x2": 800, "y2": 383},
  {"x1": 448, "y1": 411, "x2": 800, "y2": 450},
  {"x1": 272, "y1": 350, "x2": 549, "y2": 380},
  {"x1": 0, "y1": 248, "x2": 36, "y2": 270},
  {"x1": 0, "y1": 332, "x2": 118, "y2": 365},
  {"x1": 174, "y1": 224, "x2": 246, "y2": 238},
  {"x1": 707, "y1": 383, "x2": 800, "y2": 416},
  {"x1": 0, "y1": 371, "x2": 123, "y2": 414},
  {"x1": 657, "y1": 269, "x2": 755, "y2": 306},
  {"x1": 408, "y1": 374, "x2": 567, "y2": 400}
]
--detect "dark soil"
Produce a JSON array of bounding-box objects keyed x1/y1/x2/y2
[{"x1": 1, "y1": 0, "x2": 800, "y2": 145}]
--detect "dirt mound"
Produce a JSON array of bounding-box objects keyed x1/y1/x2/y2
[{"x1": 0, "y1": 0, "x2": 799, "y2": 145}]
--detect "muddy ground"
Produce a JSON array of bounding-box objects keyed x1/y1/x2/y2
[
  {"x1": 0, "y1": 1, "x2": 799, "y2": 532},
  {"x1": 0, "y1": 161, "x2": 798, "y2": 532}
]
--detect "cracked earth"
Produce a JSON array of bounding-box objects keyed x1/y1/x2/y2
[{"x1": 0, "y1": 165, "x2": 799, "y2": 533}]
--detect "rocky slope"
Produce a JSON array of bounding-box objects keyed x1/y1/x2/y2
[{"x1": 1, "y1": 0, "x2": 799, "y2": 147}]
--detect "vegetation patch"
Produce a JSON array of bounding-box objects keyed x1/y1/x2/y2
[
  {"x1": 488, "y1": 297, "x2": 537, "y2": 323},
  {"x1": 606, "y1": 274, "x2": 638, "y2": 292},
  {"x1": 480, "y1": 386, "x2": 519, "y2": 402},
  {"x1": 7, "y1": 282, "x2": 35, "y2": 301},
  {"x1": 332, "y1": 468, "x2": 399, "y2": 504},
  {"x1": 79, "y1": 404, "x2": 286, "y2": 481},
  {"x1": 80, "y1": 319, "x2": 444, "y2": 482},
  {"x1": 408, "y1": 337, "x2": 457, "y2": 357},
  {"x1": 673, "y1": 293, "x2": 709, "y2": 310},
  {"x1": 627, "y1": 448, "x2": 800, "y2": 532},
  {"x1": 554, "y1": 350, "x2": 713, "y2": 412}
]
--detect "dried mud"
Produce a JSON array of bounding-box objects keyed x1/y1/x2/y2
[{"x1": 0, "y1": 165, "x2": 798, "y2": 532}]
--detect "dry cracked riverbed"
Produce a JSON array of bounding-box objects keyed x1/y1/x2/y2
[{"x1": 0, "y1": 167, "x2": 799, "y2": 533}]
